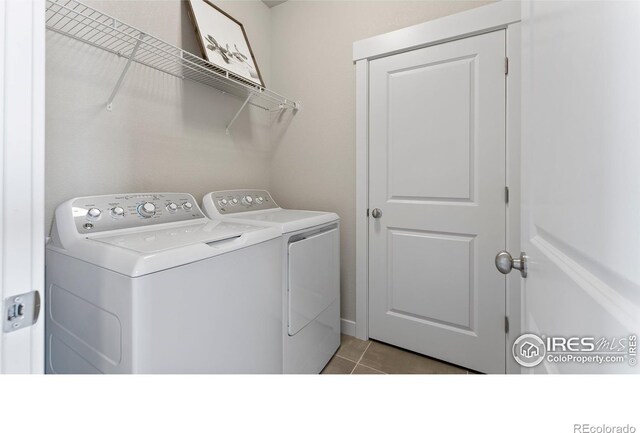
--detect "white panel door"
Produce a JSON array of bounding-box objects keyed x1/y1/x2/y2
[
  {"x1": 0, "y1": 0, "x2": 45, "y2": 373},
  {"x1": 369, "y1": 30, "x2": 506, "y2": 374},
  {"x1": 520, "y1": 1, "x2": 640, "y2": 373}
]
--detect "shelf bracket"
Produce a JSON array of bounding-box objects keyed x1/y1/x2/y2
[
  {"x1": 225, "y1": 94, "x2": 252, "y2": 135},
  {"x1": 106, "y1": 34, "x2": 145, "y2": 111}
]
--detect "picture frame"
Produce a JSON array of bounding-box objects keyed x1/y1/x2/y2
[{"x1": 186, "y1": 0, "x2": 265, "y2": 87}]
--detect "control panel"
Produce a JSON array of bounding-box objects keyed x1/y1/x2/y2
[
  {"x1": 72, "y1": 193, "x2": 205, "y2": 234},
  {"x1": 210, "y1": 190, "x2": 278, "y2": 215}
]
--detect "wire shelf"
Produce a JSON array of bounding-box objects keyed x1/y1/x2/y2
[{"x1": 45, "y1": 0, "x2": 300, "y2": 113}]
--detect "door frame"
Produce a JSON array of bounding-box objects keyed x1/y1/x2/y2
[
  {"x1": 0, "y1": 0, "x2": 46, "y2": 373},
  {"x1": 353, "y1": 1, "x2": 522, "y2": 373}
]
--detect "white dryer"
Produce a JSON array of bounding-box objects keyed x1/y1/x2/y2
[
  {"x1": 45, "y1": 193, "x2": 283, "y2": 373},
  {"x1": 202, "y1": 190, "x2": 340, "y2": 374}
]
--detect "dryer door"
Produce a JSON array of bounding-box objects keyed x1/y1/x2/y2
[{"x1": 288, "y1": 226, "x2": 339, "y2": 336}]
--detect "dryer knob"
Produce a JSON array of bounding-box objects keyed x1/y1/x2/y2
[
  {"x1": 166, "y1": 203, "x2": 178, "y2": 213},
  {"x1": 183, "y1": 202, "x2": 193, "y2": 211},
  {"x1": 137, "y1": 202, "x2": 156, "y2": 218},
  {"x1": 256, "y1": 196, "x2": 264, "y2": 204},
  {"x1": 242, "y1": 195, "x2": 254, "y2": 206}
]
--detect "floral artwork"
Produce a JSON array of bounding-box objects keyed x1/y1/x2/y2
[
  {"x1": 187, "y1": 0, "x2": 264, "y2": 86},
  {"x1": 204, "y1": 34, "x2": 260, "y2": 82}
]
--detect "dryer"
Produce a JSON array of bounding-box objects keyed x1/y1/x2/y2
[
  {"x1": 46, "y1": 193, "x2": 283, "y2": 373},
  {"x1": 202, "y1": 190, "x2": 340, "y2": 374}
]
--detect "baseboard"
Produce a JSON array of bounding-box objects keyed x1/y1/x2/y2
[{"x1": 340, "y1": 318, "x2": 356, "y2": 337}]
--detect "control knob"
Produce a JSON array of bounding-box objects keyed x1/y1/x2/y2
[
  {"x1": 256, "y1": 196, "x2": 264, "y2": 204},
  {"x1": 86, "y1": 208, "x2": 102, "y2": 220},
  {"x1": 183, "y1": 202, "x2": 193, "y2": 211},
  {"x1": 219, "y1": 199, "x2": 228, "y2": 207},
  {"x1": 242, "y1": 195, "x2": 254, "y2": 206},
  {"x1": 166, "y1": 203, "x2": 178, "y2": 213},
  {"x1": 110, "y1": 206, "x2": 125, "y2": 219},
  {"x1": 230, "y1": 198, "x2": 239, "y2": 206},
  {"x1": 137, "y1": 202, "x2": 156, "y2": 218}
]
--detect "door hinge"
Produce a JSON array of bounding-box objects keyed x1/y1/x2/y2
[
  {"x1": 505, "y1": 186, "x2": 510, "y2": 204},
  {"x1": 505, "y1": 57, "x2": 509, "y2": 75},
  {"x1": 3, "y1": 291, "x2": 41, "y2": 333},
  {"x1": 505, "y1": 316, "x2": 510, "y2": 334},
  {"x1": 366, "y1": 208, "x2": 370, "y2": 217}
]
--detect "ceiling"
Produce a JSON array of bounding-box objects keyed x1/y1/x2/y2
[{"x1": 262, "y1": 0, "x2": 287, "y2": 8}]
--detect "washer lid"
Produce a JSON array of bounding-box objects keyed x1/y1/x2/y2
[
  {"x1": 91, "y1": 220, "x2": 262, "y2": 253},
  {"x1": 223, "y1": 209, "x2": 339, "y2": 233}
]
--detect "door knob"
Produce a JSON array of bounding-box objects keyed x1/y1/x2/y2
[
  {"x1": 495, "y1": 251, "x2": 528, "y2": 278},
  {"x1": 371, "y1": 208, "x2": 382, "y2": 219}
]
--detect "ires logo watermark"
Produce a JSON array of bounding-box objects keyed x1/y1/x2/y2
[{"x1": 512, "y1": 333, "x2": 637, "y2": 368}]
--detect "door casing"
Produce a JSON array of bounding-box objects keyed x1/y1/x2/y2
[
  {"x1": 0, "y1": 0, "x2": 46, "y2": 373},
  {"x1": 353, "y1": 1, "x2": 522, "y2": 373}
]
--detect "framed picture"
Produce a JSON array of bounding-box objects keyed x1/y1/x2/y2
[{"x1": 187, "y1": 0, "x2": 264, "y2": 87}]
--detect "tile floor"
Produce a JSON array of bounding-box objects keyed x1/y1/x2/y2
[{"x1": 321, "y1": 335, "x2": 478, "y2": 374}]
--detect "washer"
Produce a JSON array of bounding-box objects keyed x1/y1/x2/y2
[
  {"x1": 202, "y1": 190, "x2": 340, "y2": 374},
  {"x1": 45, "y1": 193, "x2": 283, "y2": 373}
]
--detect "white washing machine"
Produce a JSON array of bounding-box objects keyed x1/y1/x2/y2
[
  {"x1": 45, "y1": 193, "x2": 283, "y2": 374},
  {"x1": 202, "y1": 190, "x2": 340, "y2": 374}
]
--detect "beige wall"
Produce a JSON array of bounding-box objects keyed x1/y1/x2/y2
[
  {"x1": 45, "y1": 0, "x2": 272, "y2": 232},
  {"x1": 46, "y1": 0, "x2": 491, "y2": 324},
  {"x1": 269, "y1": 1, "x2": 491, "y2": 322}
]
